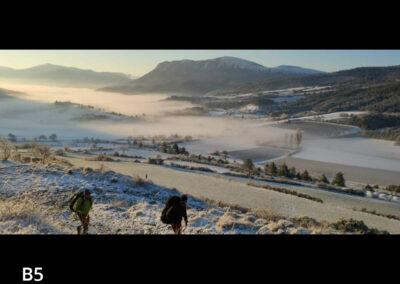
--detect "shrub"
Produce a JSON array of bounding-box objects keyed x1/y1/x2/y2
[
  {"x1": 83, "y1": 167, "x2": 93, "y2": 175},
  {"x1": 330, "y1": 218, "x2": 388, "y2": 234},
  {"x1": 148, "y1": 156, "x2": 164, "y2": 165},
  {"x1": 364, "y1": 184, "x2": 373, "y2": 191},
  {"x1": 242, "y1": 158, "x2": 254, "y2": 172},
  {"x1": 290, "y1": 216, "x2": 320, "y2": 229},
  {"x1": 31, "y1": 144, "x2": 52, "y2": 164},
  {"x1": 169, "y1": 162, "x2": 214, "y2": 173},
  {"x1": 270, "y1": 162, "x2": 278, "y2": 176},
  {"x1": 0, "y1": 138, "x2": 12, "y2": 161},
  {"x1": 252, "y1": 208, "x2": 284, "y2": 222},
  {"x1": 22, "y1": 156, "x2": 31, "y2": 163},
  {"x1": 385, "y1": 184, "x2": 400, "y2": 193},
  {"x1": 11, "y1": 146, "x2": 21, "y2": 162},
  {"x1": 332, "y1": 172, "x2": 346, "y2": 187},
  {"x1": 301, "y1": 170, "x2": 312, "y2": 181},
  {"x1": 32, "y1": 157, "x2": 42, "y2": 164},
  {"x1": 289, "y1": 167, "x2": 297, "y2": 178},
  {"x1": 319, "y1": 174, "x2": 329, "y2": 184},
  {"x1": 129, "y1": 175, "x2": 151, "y2": 187},
  {"x1": 278, "y1": 163, "x2": 290, "y2": 177},
  {"x1": 91, "y1": 153, "x2": 113, "y2": 161}
]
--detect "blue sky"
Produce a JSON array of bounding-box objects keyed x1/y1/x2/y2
[{"x1": 0, "y1": 50, "x2": 399, "y2": 77}]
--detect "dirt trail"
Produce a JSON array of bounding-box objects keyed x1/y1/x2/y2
[{"x1": 64, "y1": 154, "x2": 400, "y2": 234}]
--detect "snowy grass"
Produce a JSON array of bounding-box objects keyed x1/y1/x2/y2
[
  {"x1": 0, "y1": 162, "x2": 389, "y2": 235},
  {"x1": 0, "y1": 163, "x2": 315, "y2": 234}
]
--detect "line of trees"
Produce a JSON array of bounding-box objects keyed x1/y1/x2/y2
[
  {"x1": 283, "y1": 129, "x2": 303, "y2": 148},
  {"x1": 160, "y1": 142, "x2": 188, "y2": 155},
  {"x1": 262, "y1": 160, "x2": 346, "y2": 186}
]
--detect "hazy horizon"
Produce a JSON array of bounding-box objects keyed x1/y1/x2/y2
[{"x1": 0, "y1": 50, "x2": 399, "y2": 77}]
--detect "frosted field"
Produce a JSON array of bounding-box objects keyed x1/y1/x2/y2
[
  {"x1": 61, "y1": 155, "x2": 400, "y2": 233},
  {"x1": 294, "y1": 138, "x2": 400, "y2": 172},
  {"x1": 0, "y1": 162, "x2": 328, "y2": 235}
]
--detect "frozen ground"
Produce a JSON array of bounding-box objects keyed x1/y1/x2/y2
[
  {"x1": 293, "y1": 138, "x2": 400, "y2": 172},
  {"x1": 60, "y1": 155, "x2": 400, "y2": 234},
  {"x1": 0, "y1": 162, "x2": 328, "y2": 235}
]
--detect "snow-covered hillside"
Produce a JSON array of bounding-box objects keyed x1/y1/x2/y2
[
  {"x1": 213, "y1": 56, "x2": 268, "y2": 71},
  {"x1": 273, "y1": 65, "x2": 324, "y2": 75},
  {"x1": 0, "y1": 162, "x2": 333, "y2": 234}
]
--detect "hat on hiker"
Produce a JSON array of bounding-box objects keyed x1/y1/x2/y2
[
  {"x1": 84, "y1": 189, "x2": 91, "y2": 196},
  {"x1": 181, "y1": 194, "x2": 188, "y2": 201}
]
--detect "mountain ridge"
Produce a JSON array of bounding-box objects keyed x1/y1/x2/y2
[{"x1": 100, "y1": 56, "x2": 324, "y2": 95}]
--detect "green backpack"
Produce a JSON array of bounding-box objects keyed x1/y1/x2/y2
[{"x1": 69, "y1": 191, "x2": 84, "y2": 212}]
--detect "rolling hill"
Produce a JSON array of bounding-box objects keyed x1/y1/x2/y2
[
  {"x1": 0, "y1": 64, "x2": 133, "y2": 88},
  {"x1": 207, "y1": 65, "x2": 400, "y2": 95}
]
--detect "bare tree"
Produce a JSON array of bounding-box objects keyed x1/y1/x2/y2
[
  {"x1": 31, "y1": 144, "x2": 52, "y2": 164},
  {"x1": 12, "y1": 146, "x2": 21, "y2": 162},
  {"x1": 0, "y1": 138, "x2": 12, "y2": 161},
  {"x1": 295, "y1": 129, "x2": 303, "y2": 147}
]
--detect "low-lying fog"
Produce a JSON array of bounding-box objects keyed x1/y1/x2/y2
[
  {"x1": 0, "y1": 82, "x2": 193, "y2": 117},
  {"x1": 0, "y1": 83, "x2": 293, "y2": 147},
  {"x1": 1, "y1": 82, "x2": 400, "y2": 175}
]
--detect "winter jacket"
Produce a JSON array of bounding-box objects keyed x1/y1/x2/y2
[
  {"x1": 163, "y1": 196, "x2": 187, "y2": 224},
  {"x1": 73, "y1": 197, "x2": 94, "y2": 215}
]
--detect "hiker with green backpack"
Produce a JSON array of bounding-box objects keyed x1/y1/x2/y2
[{"x1": 70, "y1": 189, "x2": 94, "y2": 235}]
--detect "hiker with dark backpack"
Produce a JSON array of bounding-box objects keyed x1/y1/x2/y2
[
  {"x1": 161, "y1": 194, "x2": 188, "y2": 234},
  {"x1": 70, "y1": 189, "x2": 94, "y2": 235}
]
